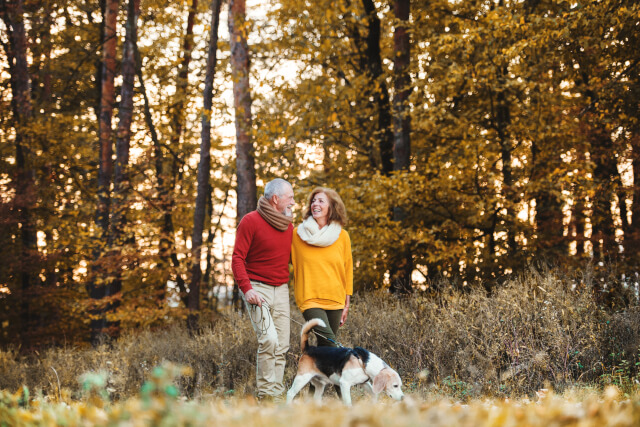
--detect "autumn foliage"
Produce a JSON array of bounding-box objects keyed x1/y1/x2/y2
[{"x1": 0, "y1": 0, "x2": 639, "y2": 350}]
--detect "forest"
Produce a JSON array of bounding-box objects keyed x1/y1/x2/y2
[
  {"x1": 2, "y1": 0, "x2": 640, "y2": 424},
  {"x1": 1, "y1": 0, "x2": 640, "y2": 391}
]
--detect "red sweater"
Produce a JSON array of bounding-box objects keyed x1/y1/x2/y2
[{"x1": 231, "y1": 211, "x2": 293, "y2": 294}]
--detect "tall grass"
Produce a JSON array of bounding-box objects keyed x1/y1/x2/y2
[
  {"x1": 1, "y1": 268, "x2": 639, "y2": 401},
  {"x1": 1, "y1": 366, "x2": 639, "y2": 427}
]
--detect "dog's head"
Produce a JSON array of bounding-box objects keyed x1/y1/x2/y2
[{"x1": 372, "y1": 367, "x2": 404, "y2": 401}]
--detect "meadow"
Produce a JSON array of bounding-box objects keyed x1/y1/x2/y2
[{"x1": 2, "y1": 268, "x2": 640, "y2": 425}]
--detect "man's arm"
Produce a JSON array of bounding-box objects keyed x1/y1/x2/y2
[{"x1": 231, "y1": 216, "x2": 264, "y2": 306}]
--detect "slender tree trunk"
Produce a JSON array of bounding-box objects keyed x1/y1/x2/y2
[
  {"x1": 531, "y1": 138, "x2": 565, "y2": 260},
  {"x1": 2, "y1": 0, "x2": 36, "y2": 348},
  {"x1": 112, "y1": 0, "x2": 140, "y2": 246},
  {"x1": 390, "y1": 0, "x2": 412, "y2": 294},
  {"x1": 570, "y1": 149, "x2": 587, "y2": 258},
  {"x1": 34, "y1": 1, "x2": 57, "y2": 335},
  {"x1": 151, "y1": 0, "x2": 199, "y2": 307},
  {"x1": 188, "y1": 0, "x2": 222, "y2": 331},
  {"x1": 361, "y1": 0, "x2": 393, "y2": 176},
  {"x1": 229, "y1": 0, "x2": 257, "y2": 222},
  {"x1": 99, "y1": 0, "x2": 139, "y2": 339},
  {"x1": 90, "y1": 0, "x2": 119, "y2": 345},
  {"x1": 631, "y1": 138, "x2": 640, "y2": 266},
  {"x1": 615, "y1": 170, "x2": 630, "y2": 259},
  {"x1": 589, "y1": 126, "x2": 617, "y2": 261},
  {"x1": 204, "y1": 184, "x2": 230, "y2": 299},
  {"x1": 493, "y1": 70, "x2": 519, "y2": 262},
  {"x1": 392, "y1": 0, "x2": 411, "y2": 173},
  {"x1": 95, "y1": 0, "x2": 118, "y2": 240},
  {"x1": 92, "y1": 0, "x2": 106, "y2": 121},
  {"x1": 170, "y1": 0, "x2": 198, "y2": 151},
  {"x1": 575, "y1": 67, "x2": 617, "y2": 262},
  {"x1": 135, "y1": 52, "x2": 179, "y2": 304},
  {"x1": 572, "y1": 190, "x2": 586, "y2": 258}
]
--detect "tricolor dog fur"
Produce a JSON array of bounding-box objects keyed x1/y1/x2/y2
[{"x1": 286, "y1": 318, "x2": 404, "y2": 405}]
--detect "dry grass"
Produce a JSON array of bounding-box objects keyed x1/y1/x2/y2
[
  {"x1": 1, "y1": 268, "x2": 639, "y2": 402},
  {"x1": 1, "y1": 383, "x2": 640, "y2": 427}
]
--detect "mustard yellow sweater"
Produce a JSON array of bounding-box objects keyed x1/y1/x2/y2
[{"x1": 291, "y1": 227, "x2": 353, "y2": 312}]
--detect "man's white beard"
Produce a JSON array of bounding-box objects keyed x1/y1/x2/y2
[{"x1": 283, "y1": 208, "x2": 292, "y2": 217}]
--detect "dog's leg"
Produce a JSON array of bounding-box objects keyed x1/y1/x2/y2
[
  {"x1": 339, "y1": 380, "x2": 353, "y2": 406},
  {"x1": 363, "y1": 381, "x2": 379, "y2": 401},
  {"x1": 311, "y1": 379, "x2": 326, "y2": 403},
  {"x1": 286, "y1": 374, "x2": 314, "y2": 403}
]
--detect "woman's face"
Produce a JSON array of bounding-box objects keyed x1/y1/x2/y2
[{"x1": 310, "y1": 192, "x2": 330, "y2": 223}]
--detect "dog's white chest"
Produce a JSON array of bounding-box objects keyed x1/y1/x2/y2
[{"x1": 341, "y1": 367, "x2": 370, "y2": 385}]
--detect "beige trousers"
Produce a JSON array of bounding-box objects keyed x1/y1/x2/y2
[{"x1": 242, "y1": 281, "x2": 290, "y2": 398}]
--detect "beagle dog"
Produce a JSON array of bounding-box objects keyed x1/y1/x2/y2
[{"x1": 286, "y1": 318, "x2": 404, "y2": 405}]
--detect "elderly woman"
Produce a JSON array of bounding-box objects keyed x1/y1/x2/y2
[{"x1": 291, "y1": 187, "x2": 353, "y2": 347}]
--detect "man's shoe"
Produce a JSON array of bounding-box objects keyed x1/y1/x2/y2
[{"x1": 256, "y1": 394, "x2": 284, "y2": 405}]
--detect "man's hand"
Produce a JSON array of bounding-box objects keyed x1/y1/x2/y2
[{"x1": 244, "y1": 289, "x2": 264, "y2": 307}]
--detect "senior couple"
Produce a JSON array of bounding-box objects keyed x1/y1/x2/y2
[{"x1": 231, "y1": 178, "x2": 353, "y2": 402}]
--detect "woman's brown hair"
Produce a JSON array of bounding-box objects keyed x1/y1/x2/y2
[{"x1": 303, "y1": 187, "x2": 348, "y2": 226}]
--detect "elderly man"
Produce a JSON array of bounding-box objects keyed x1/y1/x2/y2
[{"x1": 231, "y1": 178, "x2": 295, "y2": 402}]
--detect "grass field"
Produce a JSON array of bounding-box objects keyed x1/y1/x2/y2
[
  {"x1": 2, "y1": 269, "x2": 640, "y2": 425},
  {"x1": 2, "y1": 384, "x2": 640, "y2": 426}
]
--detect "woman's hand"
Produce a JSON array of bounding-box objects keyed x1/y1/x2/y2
[
  {"x1": 340, "y1": 295, "x2": 351, "y2": 326},
  {"x1": 340, "y1": 306, "x2": 349, "y2": 326}
]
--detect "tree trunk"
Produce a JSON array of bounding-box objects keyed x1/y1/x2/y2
[
  {"x1": 168, "y1": 0, "x2": 198, "y2": 151},
  {"x1": 229, "y1": 0, "x2": 257, "y2": 222},
  {"x1": 589, "y1": 126, "x2": 617, "y2": 261},
  {"x1": 630, "y1": 138, "x2": 640, "y2": 266},
  {"x1": 156, "y1": 0, "x2": 199, "y2": 307},
  {"x1": 615, "y1": 170, "x2": 630, "y2": 259},
  {"x1": 112, "y1": 0, "x2": 139, "y2": 246},
  {"x1": 531, "y1": 138, "x2": 565, "y2": 260},
  {"x1": 2, "y1": 0, "x2": 36, "y2": 348},
  {"x1": 99, "y1": 0, "x2": 139, "y2": 340},
  {"x1": 90, "y1": 0, "x2": 119, "y2": 345},
  {"x1": 493, "y1": 73, "x2": 519, "y2": 263},
  {"x1": 95, "y1": 0, "x2": 118, "y2": 240},
  {"x1": 390, "y1": 0, "x2": 412, "y2": 294},
  {"x1": 392, "y1": 0, "x2": 411, "y2": 173},
  {"x1": 570, "y1": 149, "x2": 587, "y2": 258},
  {"x1": 361, "y1": 0, "x2": 393, "y2": 175},
  {"x1": 135, "y1": 51, "x2": 181, "y2": 304},
  {"x1": 204, "y1": 184, "x2": 230, "y2": 306},
  {"x1": 188, "y1": 0, "x2": 222, "y2": 331}
]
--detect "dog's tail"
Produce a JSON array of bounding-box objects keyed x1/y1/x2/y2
[{"x1": 300, "y1": 318, "x2": 326, "y2": 353}]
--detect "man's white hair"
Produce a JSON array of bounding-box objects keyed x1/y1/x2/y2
[{"x1": 264, "y1": 178, "x2": 292, "y2": 200}]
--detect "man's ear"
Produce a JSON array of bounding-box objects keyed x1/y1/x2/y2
[{"x1": 372, "y1": 371, "x2": 389, "y2": 394}]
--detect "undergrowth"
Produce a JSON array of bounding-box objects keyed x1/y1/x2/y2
[
  {"x1": 1, "y1": 268, "x2": 639, "y2": 402},
  {"x1": 1, "y1": 362, "x2": 640, "y2": 427}
]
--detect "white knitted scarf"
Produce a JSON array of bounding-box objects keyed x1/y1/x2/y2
[{"x1": 296, "y1": 216, "x2": 342, "y2": 247}]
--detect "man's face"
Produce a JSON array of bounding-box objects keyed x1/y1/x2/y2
[{"x1": 273, "y1": 185, "x2": 295, "y2": 217}]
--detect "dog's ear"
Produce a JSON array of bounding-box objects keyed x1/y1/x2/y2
[{"x1": 372, "y1": 371, "x2": 390, "y2": 394}]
